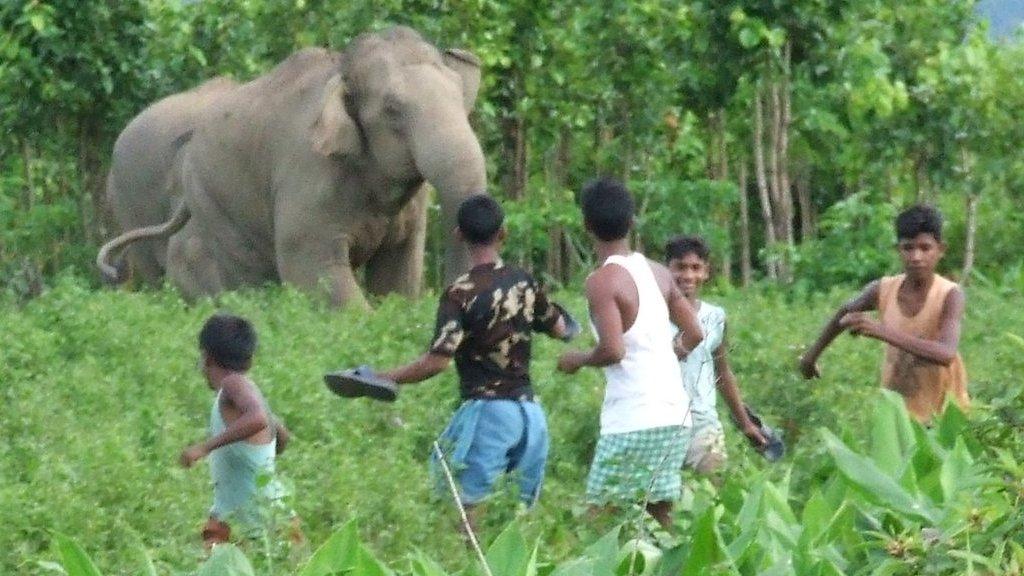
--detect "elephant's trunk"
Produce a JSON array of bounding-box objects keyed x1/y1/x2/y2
[
  {"x1": 96, "y1": 201, "x2": 191, "y2": 284},
  {"x1": 412, "y1": 117, "x2": 487, "y2": 283}
]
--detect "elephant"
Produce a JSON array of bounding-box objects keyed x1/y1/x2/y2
[
  {"x1": 97, "y1": 26, "x2": 487, "y2": 308},
  {"x1": 103, "y1": 75, "x2": 238, "y2": 285}
]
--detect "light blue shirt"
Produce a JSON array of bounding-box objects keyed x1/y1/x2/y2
[
  {"x1": 678, "y1": 302, "x2": 726, "y2": 432},
  {"x1": 208, "y1": 391, "x2": 283, "y2": 525}
]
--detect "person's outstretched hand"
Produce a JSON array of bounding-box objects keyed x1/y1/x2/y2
[
  {"x1": 179, "y1": 443, "x2": 209, "y2": 468},
  {"x1": 742, "y1": 423, "x2": 769, "y2": 450},
  {"x1": 799, "y1": 353, "x2": 820, "y2": 379},
  {"x1": 557, "y1": 351, "x2": 586, "y2": 375}
]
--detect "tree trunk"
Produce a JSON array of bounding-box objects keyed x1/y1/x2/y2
[
  {"x1": 779, "y1": 42, "x2": 795, "y2": 250},
  {"x1": 914, "y1": 150, "x2": 931, "y2": 202},
  {"x1": 739, "y1": 159, "x2": 752, "y2": 287},
  {"x1": 796, "y1": 163, "x2": 814, "y2": 242},
  {"x1": 960, "y1": 148, "x2": 977, "y2": 285},
  {"x1": 753, "y1": 84, "x2": 778, "y2": 280},
  {"x1": 502, "y1": 116, "x2": 528, "y2": 201},
  {"x1": 714, "y1": 109, "x2": 732, "y2": 283},
  {"x1": 21, "y1": 140, "x2": 34, "y2": 211},
  {"x1": 962, "y1": 193, "x2": 978, "y2": 285},
  {"x1": 78, "y1": 121, "x2": 107, "y2": 245},
  {"x1": 547, "y1": 127, "x2": 573, "y2": 284}
]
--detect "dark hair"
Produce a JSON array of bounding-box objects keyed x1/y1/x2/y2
[
  {"x1": 457, "y1": 194, "x2": 504, "y2": 244},
  {"x1": 199, "y1": 314, "x2": 257, "y2": 371},
  {"x1": 664, "y1": 235, "x2": 711, "y2": 263},
  {"x1": 895, "y1": 204, "x2": 943, "y2": 241},
  {"x1": 580, "y1": 177, "x2": 635, "y2": 241}
]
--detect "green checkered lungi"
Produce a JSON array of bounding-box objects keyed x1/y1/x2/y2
[{"x1": 586, "y1": 425, "x2": 689, "y2": 505}]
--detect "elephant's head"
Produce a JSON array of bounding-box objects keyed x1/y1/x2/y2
[{"x1": 312, "y1": 26, "x2": 486, "y2": 282}]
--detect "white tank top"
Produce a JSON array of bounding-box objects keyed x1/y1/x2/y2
[{"x1": 593, "y1": 252, "x2": 691, "y2": 434}]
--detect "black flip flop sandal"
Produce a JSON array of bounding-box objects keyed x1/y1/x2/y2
[
  {"x1": 744, "y1": 404, "x2": 786, "y2": 462},
  {"x1": 324, "y1": 365, "x2": 399, "y2": 402}
]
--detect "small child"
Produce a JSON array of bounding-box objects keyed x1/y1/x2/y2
[
  {"x1": 180, "y1": 314, "x2": 291, "y2": 547},
  {"x1": 374, "y1": 194, "x2": 572, "y2": 532},
  {"x1": 799, "y1": 205, "x2": 969, "y2": 423},
  {"x1": 664, "y1": 235, "x2": 766, "y2": 476},
  {"x1": 557, "y1": 177, "x2": 703, "y2": 530}
]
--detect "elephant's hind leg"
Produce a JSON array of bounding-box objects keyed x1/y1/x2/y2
[{"x1": 166, "y1": 227, "x2": 225, "y2": 300}]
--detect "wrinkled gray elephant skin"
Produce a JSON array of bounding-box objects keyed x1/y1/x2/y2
[{"x1": 98, "y1": 26, "x2": 487, "y2": 308}]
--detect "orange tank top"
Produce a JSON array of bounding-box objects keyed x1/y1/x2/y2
[{"x1": 877, "y1": 274, "x2": 969, "y2": 423}]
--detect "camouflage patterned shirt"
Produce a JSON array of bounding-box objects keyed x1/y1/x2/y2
[{"x1": 430, "y1": 260, "x2": 560, "y2": 400}]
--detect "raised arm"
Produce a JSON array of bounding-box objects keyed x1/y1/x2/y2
[
  {"x1": 842, "y1": 286, "x2": 964, "y2": 366},
  {"x1": 799, "y1": 280, "x2": 879, "y2": 379},
  {"x1": 649, "y1": 260, "x2": 702, "y2": 356},
  {"x1": 666, "y1": 285, "x2": 702, "y2": 358}
]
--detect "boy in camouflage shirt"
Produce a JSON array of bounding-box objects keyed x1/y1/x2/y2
[{"x1": 379, "y1": 194, "x2": 573, "y2": 530}]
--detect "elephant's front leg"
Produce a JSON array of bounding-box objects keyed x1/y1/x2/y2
[
  {"x1": 276, "y1": 230, "x2": 370, "y2": 310},
  {"x1": 365, "y1": 188, "x2": 428, "y2": 298}
]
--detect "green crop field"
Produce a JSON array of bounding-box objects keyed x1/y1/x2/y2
[{"x1": 3, "y1": 277, "x2": 1023, "y2": 575}]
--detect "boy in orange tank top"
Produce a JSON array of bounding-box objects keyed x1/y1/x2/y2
[{"x1": 799, "y1": 205, "x2": 968, "y2": 423}]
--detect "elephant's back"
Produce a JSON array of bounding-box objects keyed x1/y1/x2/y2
[
  {"x1": 108, "y1": 76, "x2": 239, "y2": 228},
  {"x1": 113, "y1": 77, "x2": 238, "y2": 164}
]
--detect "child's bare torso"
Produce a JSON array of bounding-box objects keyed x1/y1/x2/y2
[{"x1": 218, "y1": 376, "x2": 273, "y2": 445}]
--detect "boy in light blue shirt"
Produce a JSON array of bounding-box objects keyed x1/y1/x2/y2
[
  {"x1": 180, "y1": 314, "x2": 292, "y2": 547},
  {"x1": 665, "y1": 236, "x2": 766, "y2": 475}
]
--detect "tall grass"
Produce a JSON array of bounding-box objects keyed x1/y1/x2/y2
[{"x1": 2, "y1": 276, "x2": 1022, "y2": 574}]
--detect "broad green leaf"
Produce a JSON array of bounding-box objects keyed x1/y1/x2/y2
[
  {"x1": 298, "y1": 520, "x2": 362, "y2": 576},
  {"x1": 195, "y1": 544, "x2": 255, "y2": 576},
  {"x1": 53, "y1": 533, "x2": 103, "y2": 576},
  {"x1": 582, "y1": 525, "x2": 621, "y2": 576},
  {"x1": 820, "y1": 429, "x2": 939, "y2": 524},
  {"x1": 726, "y1": 482, "x2": 763, "y2": 561},
  {"x1": 940, "y1": 437, "x2": 975, "y2": 502},
  {"x1": 869, "y1": 390, "x2": 917, "y2": 479},
  {"x1": 682, "y1": 507, "x2": 735, "y2": 576},
  {"x1": 486, "y1": 522, "x2": 534, "y2": 576},
  {"x1": 799, "y1": 491, "x2": 830, "y2": 542},
  {"x1": 936, "y1": 401, "x2": 969, "y2": 449},
  {"x1": 355, "y1": 545, "x2": 394, "y2": 576},
  {"x1": 409, "y1": 551, "x2": 450, "y2": 576}
]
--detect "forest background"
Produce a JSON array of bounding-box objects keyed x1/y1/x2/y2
[
  {"x1": 4, "y1": 1, "x2": 1024, "y2": 575},
  {"x1": 3, "y1": 0, "x2": 1024, "y2": 294}
]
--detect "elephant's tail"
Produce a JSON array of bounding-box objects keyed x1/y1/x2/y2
[{"x1": 96, "y1": 201, "x2": 191, "y2": 284}]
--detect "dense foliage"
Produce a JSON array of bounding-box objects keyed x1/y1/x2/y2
[
  {"x1": 2, "y1": 0, "x2": 1024, "y2": 291},
  {"x1": 2, "y1": 279, "x2": 1022, "y2": 574}
]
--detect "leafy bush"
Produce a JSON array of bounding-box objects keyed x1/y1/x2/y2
[
  {"x1": 790, "y1": 192, "x2": 899, "y2": 291},
  {"x1": 2, "y1": 277, "x2": 1021, "y2": 574}
]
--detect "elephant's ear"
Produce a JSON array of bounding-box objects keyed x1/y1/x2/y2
[
  {"x1": 311, "y1": 74, "x2": 361, "y2": 157},
  {"x1": 442, "y1": 49, "x2": 481, "y2": 112}
]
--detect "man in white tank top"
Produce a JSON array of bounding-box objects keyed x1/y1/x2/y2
[{"x1": 557, "y1": 177, "x2": 703, "y2": 529}]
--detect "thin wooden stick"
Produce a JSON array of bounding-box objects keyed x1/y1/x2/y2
[{"x1": 433, "y1": 441, "x2": 495, "y2": 576}]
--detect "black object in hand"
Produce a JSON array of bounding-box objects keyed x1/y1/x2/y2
[
  {"x1": 744, "y1": 404, "x2": 785, "y2": 462},
  {"x1": 324, "y1": 365, "x2": 398, "y2": 402}
]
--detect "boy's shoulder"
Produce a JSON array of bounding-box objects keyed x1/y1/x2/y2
[
  {"x1": 698, "y1": 300, "x2": 727, "y2": 322},
  {"x1": 221, "y1": 371, "x2": 258, "y2": 391}
]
